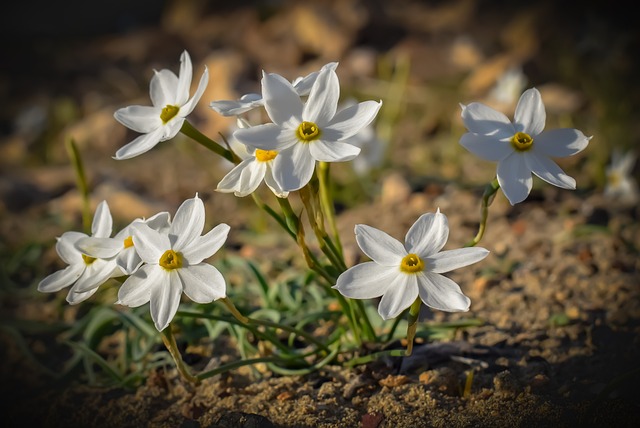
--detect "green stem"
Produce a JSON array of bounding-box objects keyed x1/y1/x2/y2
[
  {"x1": 354, "y1": 300, "x2": 378, "y2": 342},
  {"x1": 317, "y1": 162, "x2": 343, "y2": 259},
  {"x1": 196, "y1": 357, "x2": 286, "y2": 381},
  {"x1": 161, "y1": 325, "x2": 199, "y2": 384},
  {"x1": 180, "y1": 120, "x2": 235, "y2": 163},
  {"x1": 405, "y1": 298, "x2": 422, "y2": 356},
  {"x1": 220, "y1": 297, "x2": 249, "y2": 323},
  {"x1": 346, "y1": 349, "x2": 406, "y2": 368},
  {"x1": 464, "y1": 178, "x2": 500, "y2": 247},
  {"x1": 65, "y1": 139, "x2": 91, "y2": 234}
]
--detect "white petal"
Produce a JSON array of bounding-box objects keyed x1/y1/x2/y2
[
  {"x1": 117, "y1": 247, "x2": 143, "y2": 275},
  {"x1": 175, "y1": 50, "x2": 193, "y2": 106},
  {"x1": 178, "y1": 264, "x2": 227, "y2": 303},
  {"x1": 180, "y1": 66, "x2": 209, "y2": 115},
  {"x1": 262, "y1": 71, "x2": 303, "y2": 126},
  {"x1": 461, "y1": 102, "x2": 514, "y2": 138},
  {"x1": 324, "y1": 101, "x2": 382, "y2": 140},
  {"x1": 182, "y1": 223, "x2": 230, "y2": 265},
  {"x1": 56, "y1": 231, "x2": 86, "y2": 264},
  {"x1": 525, "y1": 152, "x2": 576, "y2": 190},
  {"x1": 117, "y1": 265, "x2": 160, "y2": 307},
  {"x1": 169, "y1": 195, "x2": 205, "y2": 251},
  {"x1": 497, "y1": 153, "x2": 533, "y2": 205},
  {"x1": 66, "y1": 285, "x2": 99, "y2": 305},
  {"x1": 333, "y1": 262, "x2": 397, "y2": 299},
  {"x1": 37, "y1": 264, "x2": 84, "y2": 293},
  {"x1": 263, "y1": 167, "x2": 289, "y2": 198},
  {"x1": 145, "y1": 211, "x2": 171, "y2": 232},
  {"x1": 73, "y1": 259, "x2": 119, "y2": 292},
  {"x1": 303, "y1": 66, "x2": 339, "y2": 124},
  {"x1": 132, "y1": 223, "x2": 169, "y2": 264},
  {"x1": 354, "y1": 224, "x2": 405, "y2": 266},
  {"x1": 161, "y1": 117, "x2": 185, "y2": 140},
  {"x1": 149, "y1": 270, "x2": 183, "y2": 331},
  {"x1": 427, "y1": 247, "x2": 489, "y2": 274},
  {"x1": 533, "y1": 129, "x2": 590, "y2": 158},
  {"x1": 114, "y1": 127, "x2": 165, "y2": 160},
  {"x1": 238, "y1": 160, "x2": 267, "y2": 197},
  {"x1": 417, "y1": 272, "x2": 470, "y2": 312},
  {"x1": 114, "y1": 106, "x2": 162, "y2": 133},
  {"x1": 272, "y1": 143, "x2": 316, "y2": 191},
  {"x1": 405, "y1": 210, "x2": 449, "y2": 258},
  {"x1": 459, "y1": 133, "x2": 512, "y2": 162},
  {"x1": 233, "y1": 124, "x2": 297, "y2": 151},
  {"x1": 217, "y1": 158, "x2": 253, "y2": 194},
  {"x1": 92, "y1": 201, "x2": 112, "y2": 238},
  {"x1": 150, "y1": 69, "x2": 179, "y2": 107},
  {"x1": 377, "y1": 274, "x2": 419, "y2": 320},
  {"x1": 76, "y1": 237, "x2": 121, "y2": 259},
  {"x1": 309, "y1": 140, "x2": 360, "y2": 162},
  {"x1": 514, "y1": 88, "x2": 545, "y2": 135},
  {"x1": 210, "y1": 95, "x2": 263, "y2": 116}
]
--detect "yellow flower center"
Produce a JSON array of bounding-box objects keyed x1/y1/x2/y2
[
  {"x1": 400, "y1": 253, "x2": 425, "y2": 274},
  {"x1": 160, "y1": 104, "x2": 180, "y2": 124},
  {"x1": 510, "y1": 131, "x2": 533, "y2": 152},
  {"x1": 607, "y1": 172, "x2": 621, "y2": 187},
  {"x1": 159, "y1": 249, "x2": 183, "y2": 270},
  {"x1": 123, "y1": 236, "x2": 134, "y2": 248},
  {"x1": 255, "y1": 149, "x2": 278, "y2": 162},
  {"x1": 296, "y1": 121, "x2": 321, "y2": 142},
  {"x1": 82, "y1": 254, "x2": 97, "y2": 265}
]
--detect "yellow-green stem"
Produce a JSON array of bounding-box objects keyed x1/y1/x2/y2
[
  {"x1": 161, "y1": 325, "x2": 199, "y2": 384},
  {"x1": 221, "y1": 297, "x2": 249, "y2": 324},
  {"x1": 180, "y1": 120, "x2": 235, "y2": 163},
  {"x1": 317, "y1": 162, "x2": 344, "y2": 260},
  {"x1": 464, "y1": 178, "x2": 500, "y2": 247},
  {"x1": 405, "y1": 297, "x2": 422, "y2": 356},
  {"x1": 65, "y1": 139, "x2": 91, "y2": 234}
]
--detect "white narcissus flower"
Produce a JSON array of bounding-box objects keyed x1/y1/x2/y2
[
  {"x1": 37, "y1": 201, "x2": 124, "y2": 304},
  {"x1": 605, "y1": 149, "x2": 638, "y2": 204},
  {"x1": 333, "y1": 210, "x2": 489, "y2": 320},
  {"x1": 76, "y1": 211, "x2": 171, "y2": 275},
  {"x1": 233, "y1": 63, "x2": 382, "y2": 191},
  {"x1": 117, "y1": 194, "x2": 229, "y2": 331},
  {"x1": 114, "y1": 50, "x2": 209, "y2": 160},
  {"x1": 459, "y1": 88, "x2": 591, "y2": 205},
  {"x1": 209, "y1": 63, "x2": 338, "y2": 116}
]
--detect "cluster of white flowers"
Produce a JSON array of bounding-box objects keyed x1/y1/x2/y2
[
  {"x1": 40, "y1": 50, "x2": 592, "y2": 332},
  {"x1": 39, "y1": 195, "x2": 229, "y2": 331}
]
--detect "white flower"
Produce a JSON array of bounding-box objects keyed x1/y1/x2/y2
[
  {"x1": 233, "y1": 63, "x2": 382, "y2": 191},
  {"x1": 340, "y1": 99, "x2": 386, "y2": 176},
  {"x1": 116, "y1": 194, "x2": 229, "y2": 331},
  {"x1": 459, "y1": 88, "x2": 591, "y2": 205},
  {"x1": 605, "y1": 149, "x2": 638, "y2": 203},
  {"x1": 76, "y1": 211, "x2": 171, "y2": 275},
  {"x1": 333, "y1": 210, "x2": 489, "y2": 320},
  {"x1": 113, "y1": 50, "x2": 209, "y2": 160},
  {"x1": 209, "y1": 63, "x2": 338, "y2": 116},
  {"x1": 37, "y1": 201, "x2": 124, "y2": 304},
  {"x1": 488, "y1": 66, "x2": 528, "y2": 107}
]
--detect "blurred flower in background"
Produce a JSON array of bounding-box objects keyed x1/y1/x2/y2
[{"x1": 604, "y1": 149, "x2": 638, "y2": 204}]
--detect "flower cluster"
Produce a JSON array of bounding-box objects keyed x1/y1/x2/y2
[{"x1": 39, "y1": 195, "x2": 229, "y2": 331}]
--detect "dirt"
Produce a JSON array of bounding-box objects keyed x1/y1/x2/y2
[{"x1": 2, "y1": 1, "x2": 639, "y2": 427}]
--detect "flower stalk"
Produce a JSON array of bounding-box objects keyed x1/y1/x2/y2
[{"x1": 465, "y1": 178, "x2": 500, "y2": 248}]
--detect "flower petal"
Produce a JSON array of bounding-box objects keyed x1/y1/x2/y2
[
  {"x1": 73, "y1": 259, "x2": 120, "y2": 293},
  {"x1": 149, "y1": 270, "x2": 183, "y2": 331},
  {"x1": 378, "y1": 274, "x2": 419, "y2": 320},
  {"x1": 114, "y1": 105, "x2": 162, "y2": 133},
  {"x1": 354, "y1": 224, "x2": 405, "y2": 266},
  {"x1": 117, "y1": 247, "x2": 143, "y2": 275},
  {"x1": 132, "y1": 223, "x2": 169, "y2": 264},
  {"x1": 460, "y1": 102, "x2": 514, "y2": 138},
  {"x1": 417, "y1": 272, "x2": 470, "y2": 312},
  {"x1": 180, "y1": 66, "x2": 209, "y2": 116},
  {"x1": 514, "y1": 88, "x2": 545, "y2": 135},
  {"x1": 210, "y1": 94, "x2": 263, "y2": 116},
  {"x1": 117, "y1": 264, "x2": 159, "y2": 307},
  {"x1": 76, "y1": 237, "x2": 121, "y2": 259},
  {"x1": 66, "y1": 285, "x2": 99, "y2": 305},
  {"x1": 262, "y1": 71, "x2": 303, "y2": 126},
  {"x1": 169, "y1": 195, "x2": 205, "y2": 251},
  {"x1": 264, "y1": 167, "x2": 289, "y2": 198},
  {"x1": 145, "y1": 211, "x2": 172, "y2": 232},
  {"x1": 37, "y1": 264, "x2": 84, "y2": 293},
  {"x1": 175, "y1": 50, "x2": 193, "y2": 106},
  {"x1": 272, "y1": 143, "x2": 316, "y2": 191},
  {"x1": 496, "y1": 153, "x2": 533, "y2": 205},
  {"x1": 182, "y1": 223, "x2": 230, "y2": 265},
  {"x1": 150, "y1": 69, "x2": 179, "y2": 107},
  {"x1": 234, "y1": 124, "x2": 297, "y2": 151},
  {"x1": 427, "y1": 247, "x2": 489, "y2": 274},
  {"x1": 525, "y1": 152, "x2": 576, "y2": 190},
  {"x1": 459, "y1": 132, "x2": 512, "y2": 162},
  {"x1": 405, "y1": 210, "x2": 449, "y2": 258},
  {"x1": 92, "y1": 201, "x2": 112, "y2": 238},
  {"x1": 324, "y1": 100, "x2": 382, "y2": 140},
  {"x1": 533, "y1": 129, "x2": 591, "y2": 158},
  {"x1": 303, "y1": 66, "x2": 339, "y2": 124},
  {"x1": 333, "y1": 262, "x2": 396, "y2": 299},
  {"x1": 114, "y1": 126, "x2": 165, "y2": 160},
  {"x1": 56, "y1": 231, "x2": 86, "y2": 264},
  {"x1": 178, "y1": 264, "x2": 227, "y2": 303},
  {"x1": 309, "y1": 140, "x2": 360, "y2": 162},
  {"x1": 216, "y1": 158, "x2": 255, "y2": 195}
]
